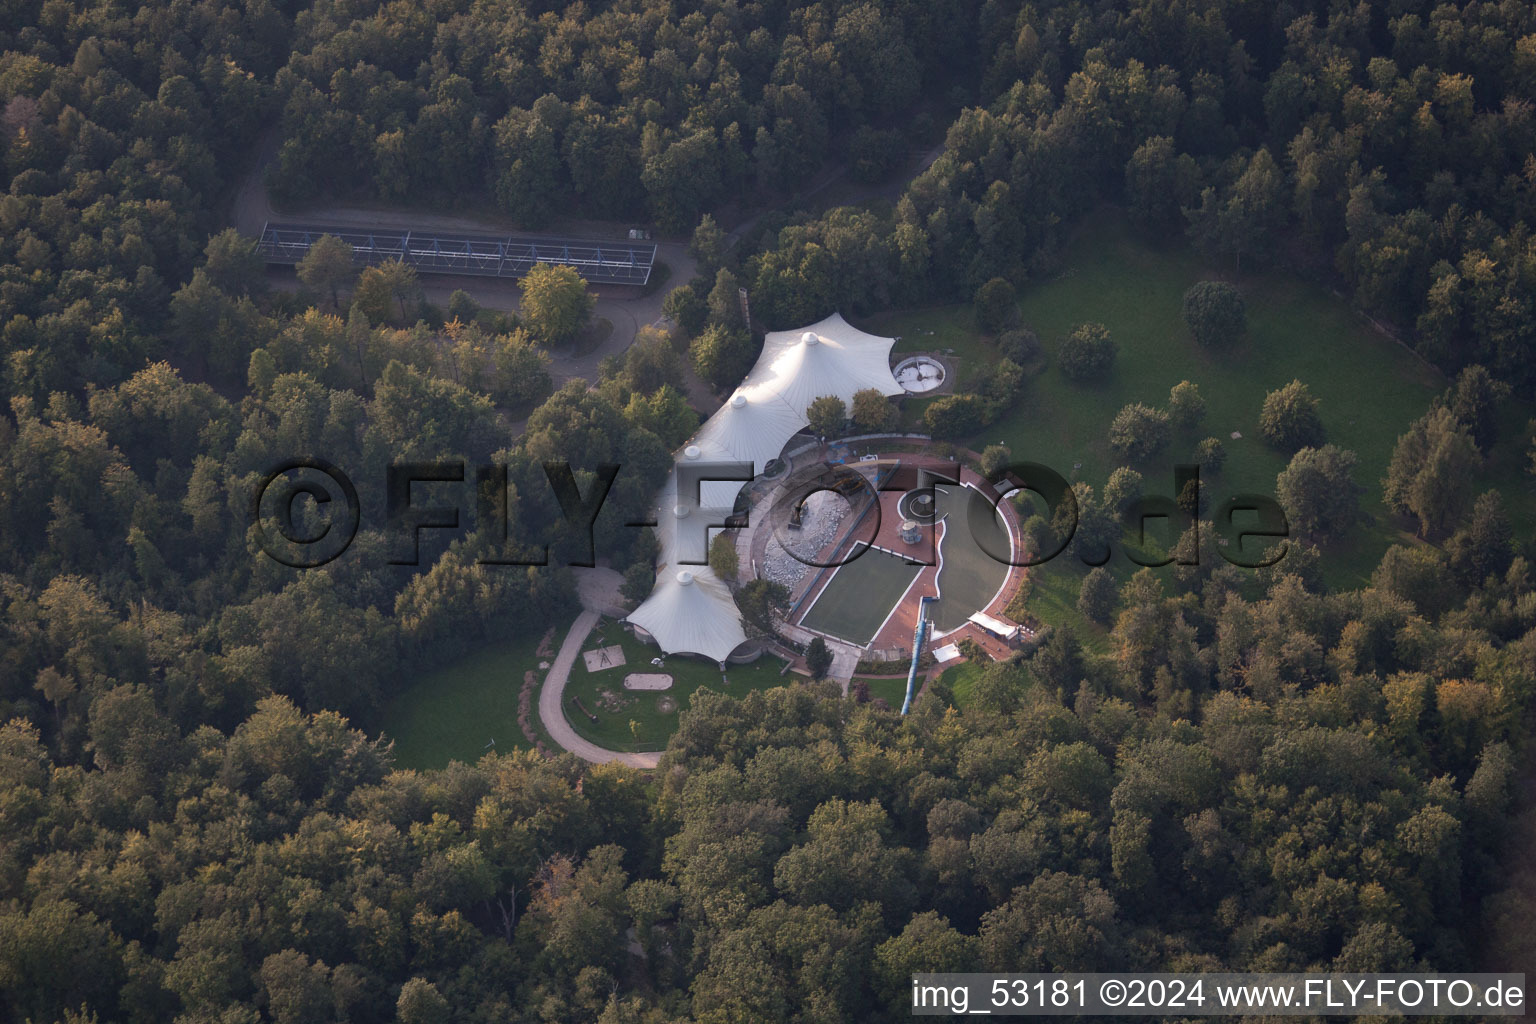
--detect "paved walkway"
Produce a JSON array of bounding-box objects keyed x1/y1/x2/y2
[
  {"x1": 538, "y1": 607, "x2": 661, "y2": 769},
  {"x1": 573, "y1": 565, "x2": 628, "y2": 618},
  {"x1": 826, "y1": 641, "x2": 861, "y2": 692}
]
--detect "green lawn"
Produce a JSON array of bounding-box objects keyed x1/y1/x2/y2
[
  {"x1": 1024, "y1": 558, "x2": 1114, "y2": 656},
  {"x1": 874, "y1": 211, "x2": 1535, "y2": 640},
  {"x1": 864, "y1": 674, "x2": 912, "y2": 709},
  {"x1": 563, "y1": 620, "x2": 791, "y2": 751},
  {"x1": 936, "y1": 660, "x2": 988, "y2": 708},
  {"x1": 887, "y1": 309, "x2": 998, "y2": 369},
  {"x1": 378, "y1": 635, "x2": 550, "y2": 770}
]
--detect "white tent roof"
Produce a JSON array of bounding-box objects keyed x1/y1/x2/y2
[
  {"x1": 651, "y1": 446, "x2": 737, "y2": 569},
  {"x1": 694, "y1": 386, "x2": 807, "y2": 473},
  {"x1": 744, "y1": 314, "x2": 906, "y2": 415},
  {"x1": 691, "y1": 385, "x2": 806, "y2": 508},
  {"x1": 627, "y1": 312, "x2": 901, "y2": 660},
  {"x1": 627, "y1": 569, "x2": 747, "y2": 664},
  {"x1": 667, "y1": 435, "x2": 741, "y2": 512}
]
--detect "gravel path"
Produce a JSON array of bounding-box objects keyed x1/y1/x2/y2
[{"x1": 538, "y1": 607, "x2": 661, "y2": 769}]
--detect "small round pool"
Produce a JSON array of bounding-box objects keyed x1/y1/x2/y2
[{"x1": 894, "y1": 355, "x2": 946, "y2": 393}]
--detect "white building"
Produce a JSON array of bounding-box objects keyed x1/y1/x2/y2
[{"x1": 625, "y1": 313, "x2": 904, "y2": 663}]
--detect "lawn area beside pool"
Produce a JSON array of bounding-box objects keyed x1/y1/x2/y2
[
  {"x1": 1023, "y1": 558, "x2": 1114, "y2": 656},
  {"x1": 936, "y1": 660, "x2": 989, "y2": 708},
  {"x1": 864, "y1": 675, "x2": 910, "y2": 708},
  {"x1": 378, "y1": 635, "x2": 548, "y2": 770},
  {"x1": 563, "y1": 620, "x2": 791, "y2": 751},
  {"x1": 871, "y1": 211, "x2": 1535, "y2": 641}
]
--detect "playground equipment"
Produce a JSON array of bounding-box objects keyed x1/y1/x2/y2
[{"x1": 901, "y1": 595, "x2": 938, "y2": 715}]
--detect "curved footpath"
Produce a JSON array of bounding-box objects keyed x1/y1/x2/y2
[{"x1": 539, "y1": 607, "x2": 662, "y2": 769}]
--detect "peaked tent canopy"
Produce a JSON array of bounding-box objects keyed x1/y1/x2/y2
[
  {"x1": 627, "y1": 312, "x2": 902, "y2": 660},
  {"x1": 626, "y1": 569, "x2": 747, "y2": 664},
  {"x1": 694, "y1": 385, "x2": 807, "y2": 473},
  {"x1": 755, "y1": 330, "x2": 906, "y2": 417},
  {"x1": 668, "y1": 435, "x2": 742, "y2": 513},
  {"x1": 742, "y1": 313, "x2": 907, "y2": 414},
  {"x1": 691, "y1": 385, "x2": 806, "y2": 508}
]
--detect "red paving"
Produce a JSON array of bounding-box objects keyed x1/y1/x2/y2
[{"x1": 781, "y1": 454, "x2": 1030, "y2": 661}]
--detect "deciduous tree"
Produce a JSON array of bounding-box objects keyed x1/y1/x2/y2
[
  {"x1": 1167, "y1": 380, "x2": 1206, "y2": 430},
  {"x1": 708, "y1": 533, "x2": 739, "y2": 582},
  {"x1": 1078, "y1": 567, "x2": 1118, "y2": 623},
  {"x1": 850, "y1": 388, "x2": 896, "y2": 434},
  {"x1": 1058, "y1": 323, "x2": 1117, "y2": 382},
  {"x1": 805, "y1": 637, "x2": 833, "y2": 679},
  {"x1": 974, "y1": 277, "x2": 1018, "y2": 333},
  {"x1": 924, "y1": 394, "x2": 988, "y2": 439},
  {"x1": 1276, "y1": 444, "x2": 1362, "y2": 541},
  {"x1": 1383, "y1": 407, "x2": 1481, "y2": 537},
  {"x1": 691, "y1": 324, "x2": 755, "y2": 392},
  {"x1": 623, "y1": 326, "x2": 685, "y2": 394},
  {"x1": 1195, "y1": 437, "x2": 1226, "y2": 473},
  {"x1": 1108, "y1": 404, "x2": 1171, "y2": 461},
  {"x1": 1181, "y1": 281, "x2": 1245, "y2": 348},
  {"x1": 296, "y1": 234, "x2": 356, "y2": 311},
  {"x1": 806, "y1": 395, "x2": 847, "y2": 438},
  {"x1": 1260, "y1": 380, "x2": 1324, "y2": 451},
  {"x1": 1442, "y1": 364, "x2": 1509, "y2": 452},
  {"x1": 518, "y1": 264, "x2": 594, "y2": 345},
  {"x1": 1446, "y1": 490, "x2": 1514, "y2": 585}
]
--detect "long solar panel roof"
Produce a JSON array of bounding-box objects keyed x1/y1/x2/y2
[{"x1": 257, "y1": 221, "x2": 657, "y2": 286}]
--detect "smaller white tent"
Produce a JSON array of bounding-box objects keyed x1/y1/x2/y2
[{"x1": 627, "y1": 569, "x2": 747, "y2": 664}]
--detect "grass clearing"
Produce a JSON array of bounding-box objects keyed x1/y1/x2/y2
[
  {"x1": 1023, "y1": 559, "x2": 1115, "y2": 656},
  {"x1": 864, "y1": 675, "x2": 910, "y2": 708},
  {"x1": 563, "y1": 620, "x2": 790, "y2": 751},
  {"x1": 875, "y1": 211, "x2": 1536, "y2": 639},
  {"x1": 991, "y1": 213, "x2": 1443, "y2": 587},
  {"x1": 887, "y1": 309, "x2": 997, "y2": 369},
  {"x1": 379, "y1": 635, "x2": 548, "y2": 770},
  {"x1": 937, "y1": 659, "x2": 988, "y2": 707}
]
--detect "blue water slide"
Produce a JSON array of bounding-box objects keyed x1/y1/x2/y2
[{"x1": 901, "y1": 595, "x2": 938, "y2": 715}]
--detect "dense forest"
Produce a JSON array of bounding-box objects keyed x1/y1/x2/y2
[
  {"x1": 2, "y1": 0, "x2": 1536, "y2": 1020},
  {"x1": 723, "y1": 0, "x2": 1536, "y2": 386},
  {"x1": 269, "y1": 0, "x2": 968, "y2": 227},
  {"x1": 267, "y1": 0, "x2": 1536, "y2": 387}
]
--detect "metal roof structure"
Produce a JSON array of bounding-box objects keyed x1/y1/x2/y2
[{"x1": 256, "y1": 221, "x2": 658, "y2": 286}]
